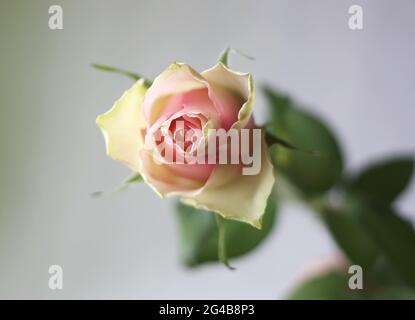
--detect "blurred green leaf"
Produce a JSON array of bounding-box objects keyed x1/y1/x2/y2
[
  {"x1": 124, "y1": 172, "x2": 143, "y2": 184},
  {"x1": 357, "y1": 202, "x2": 415, "y2": 288},
  {"x1": 288, "y1": 264, "x2": 415, "y2": 299},
  {"x1": 218, "y1": 48, "x2": 230, "y2": 66},
  {"x1": 349, "y1": 157, "x2": 414, "y2": 205},
  {"x1": 371, "y1": 255, "x2": 409, "y2": 287},
  {"x1": 324, "y1": 209, "x2": 378, "y2": 271},
  {"x1": 263, "y1": 86, "x2": 343, "y2": 196},
  {"x1": 265, "y1": 132, "x2": 318, "y2": 155},
  {"x1": 218, "y1": 47, "x2": 254, "y2": 67},
  {"x1": 288, "y1": 271, "x2": 367, "y2": 300},
  {"x1": 372, "y1": 286, "x2": 415, "y2": 300},
  {"x1": 176, "y1": 189, "x2": 277, "y2": 267},
  {"x1": 92, "y1": 63, "x2": 151, "y2": 87},
  {"x1": 92, "y1": 172, "x2": 142, "y2": 197}
]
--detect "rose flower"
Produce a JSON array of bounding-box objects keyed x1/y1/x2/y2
[{"x1": 96, "y1": 62, "x2": 274, "y2": 228}]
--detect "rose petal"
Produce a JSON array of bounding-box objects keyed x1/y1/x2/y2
[
  {"x1": 148, "y1": 88, "x2": 216, "y2": 134},
  {"x1": 139, "y1": 149, "x2": 206, "y2": 197},
  {"x1": 143, "y1": 63, "x2": 208, "y2": 125},
  {"x1": 144, "y1": 63, "x2": 245, "y2": 131},
  {"x1": 180, "y1": 138, "x2": 275, "y2": 228},
  {"x1": 96, "y1": 79, "x2": 148, "y2": 172},
  {"x1": 202, "y1": 62, "x2": 254, "y2": 129}
]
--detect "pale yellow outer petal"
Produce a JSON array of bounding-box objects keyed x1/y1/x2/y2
[
  {"x1": 181, "y1": 138, "x2": 275, "y2": 228},
  {"x1": 96, "y1": 79, "x2": 148, "y2": 172},
  {"x1": 202, "y1": 62, "x2": 254, "y2": 129}
]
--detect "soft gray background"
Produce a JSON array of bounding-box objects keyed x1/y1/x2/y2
[{"x1": 0, "y1": 0, "x2": 414, "y2": 299}]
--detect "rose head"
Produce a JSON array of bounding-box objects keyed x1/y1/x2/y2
[{"x1": 96, "y1": 62, "x2": 274, "y2": 228}]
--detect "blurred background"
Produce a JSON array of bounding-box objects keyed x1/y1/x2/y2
[{"x1": 0, "y1": 0, "x2": 414, "y2": 299}]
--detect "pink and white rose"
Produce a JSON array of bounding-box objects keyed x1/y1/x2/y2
[{"x1": 96, "y1": 62, "x2": 274, "y2": 228}]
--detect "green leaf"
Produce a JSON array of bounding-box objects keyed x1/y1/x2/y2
[
  {"x1": 288, "y1": 271, "x2": 367, "y2": 300},
  {"x1": 372, "y1": 286, "x2": 415, "y2": 300},
  {"x1": 263, "y1": 86, "x2": 343, "y2": 196},
  {"x1": 264, "y1": 132, "x2": 318, "y2": 155},
  {"x1": 124, "y1": 172, "x2": 143, "y2": 184},
  {"x1": 218, "y1": 47, "x2": 254, "y2": 67},
  {"x1": 371, "y1": 255, "x2": 409, "y2": 287},
  {"x1": 218, "y1": 48, "x2": 230, "y2": 66},
  {"x1": 289, "y1": 268, "x2": 415, "y2": 299},
  {"x1": 357, "y1": 202, "x2": 415, "y2": 288},
  {"x1": 92, "y1": 63, "x2": 151, "y2": 87},
  {"x1": 349, "y1": 157, "x2": 414, "y2": 204},
  {"x1": 324, "y1": 209, "x2": 378, "y2": 271},
  {"x1": 176, "y1": 190, "x2": 277, "y2": 267},
  {"x1": 92, "y1": 172, "x2": 142, "y2": 197}
]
